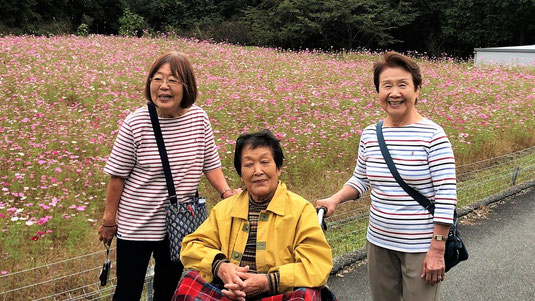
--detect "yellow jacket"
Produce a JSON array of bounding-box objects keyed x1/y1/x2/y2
[{"x1": 180, "y1": 182, "x2": 332, "y2": 293}]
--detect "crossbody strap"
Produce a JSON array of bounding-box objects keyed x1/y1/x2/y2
[
  {"x1": 148, "y1": 102, "x2": 178, "y2": 205},
  {"x1": 376, "y1": 121, "x2": 435, "y2": 215}
]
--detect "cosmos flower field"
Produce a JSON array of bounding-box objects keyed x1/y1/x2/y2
[{"x1": 1, "y1": 35, "x2": 534, "y2": 273}]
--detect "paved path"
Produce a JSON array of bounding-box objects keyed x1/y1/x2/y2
[{"x1": 327, "y1": 187, "x2": 535, "y2": 300}]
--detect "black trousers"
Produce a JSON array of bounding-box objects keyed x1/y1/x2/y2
[{"x1": 113, "y1": 237, "x2": 184, "y2": 301}]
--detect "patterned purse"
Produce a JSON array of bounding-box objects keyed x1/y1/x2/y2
[
  {"x1": 148, "y1": 102, "x2": 208, "y2": 262},
  {"x1": 165, "y1": 193, "x2": 208, "y2": 261}
]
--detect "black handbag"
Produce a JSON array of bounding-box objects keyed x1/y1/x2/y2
[
  {"x1": 376, "y1": 121, "x2": 468, "y2": 272},
  {"x1": 148, "y1": 102, "x2": 208, "y2": 262}
]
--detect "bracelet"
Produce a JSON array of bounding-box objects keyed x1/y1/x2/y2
[
  {"x1": 220, "y1": 189, "x2": 232, "y2": 199},
  {"x1": 101, "y1": 224, "x2": 118, "y2": 228}
]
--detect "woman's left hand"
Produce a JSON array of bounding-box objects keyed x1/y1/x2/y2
[
  {"x1": 421, "y1": 246, "x2": 446, "y2": 286},
  {"x1": 235, "y1": 272, "x2": 269, "y2": 298}
]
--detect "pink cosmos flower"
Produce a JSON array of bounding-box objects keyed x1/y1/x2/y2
[
  {"x1": 49, "y1": 197, "x2": 59, "y2": 207},
  {"x1": 37, "y1": 216, "x2": 52, "y2": 225}
]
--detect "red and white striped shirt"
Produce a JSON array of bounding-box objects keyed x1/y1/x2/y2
[
  {"x1": 104, "y1": 105, "x2": 221, "y2": 241},
  {"x1": 346, "y1": 119, "x2": 457, "y2": 253}
]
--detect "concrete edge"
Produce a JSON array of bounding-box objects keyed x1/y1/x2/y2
[
  {"x1": 332, "y1": 249, "x2": 367, "y2": 275},
  {"x1": 330, "y1": 179, "x2": 535, "y2": 275}
]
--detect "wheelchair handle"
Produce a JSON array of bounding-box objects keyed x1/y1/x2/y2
[{"x1": 317, "y1": 206, "x2": 327, "y2": 231}]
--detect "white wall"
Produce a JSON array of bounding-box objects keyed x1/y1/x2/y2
[{"x1": 474, "y1": 46, "x2": 535, "y2": 66}]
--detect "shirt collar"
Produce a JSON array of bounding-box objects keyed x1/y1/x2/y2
[{"x1": 230, "y1": 181, "x2": 287, "y2": 219}]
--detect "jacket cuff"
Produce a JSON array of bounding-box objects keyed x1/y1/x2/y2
[
  {"x1": 267, "y1": 271, "x2": 280, "y2": 295},
  {"x1": 212, "y1": 255, "x2": 229, "y2": 282},
  {"x1": 272, "y1": 265, "x2": 294, "y2": 293},
  {"x1": 198, "y1": 249, "x2": 225, "y2": 282}
]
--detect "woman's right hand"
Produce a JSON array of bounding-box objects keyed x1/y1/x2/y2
[
  {"x1": 315, "y1": 197, "x2": 339, "y2": 217},
  {"x1": 98, "y1": 176, "x2": 124, "y2": 246},
  {"x1": 98, "y1": 224, "x2": 117, "y2": 246},
  {"x1": 316, "y1": 186, "x2": 360, "y2": 217},
  {"x1": 223, "y1": 188, "x2": 243, "y2": 199}
]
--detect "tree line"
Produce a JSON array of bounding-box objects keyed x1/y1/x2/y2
[{"x1": 1, "y1": 0, "x2": 534, "y2": 57}]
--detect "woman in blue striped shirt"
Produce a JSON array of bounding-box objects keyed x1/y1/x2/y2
[{"x1": 316, "y1": 52, "x2": 456, "y2": 301}]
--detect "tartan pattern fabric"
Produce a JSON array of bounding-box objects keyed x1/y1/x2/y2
[
  {"x1": 167, "y1": 199, "x2": 208, "y2": 262},
  {"x1": 173, "y1": 270, "x2": 337, "y2": 301}
]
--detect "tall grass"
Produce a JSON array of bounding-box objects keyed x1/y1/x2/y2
[{"x1": 1, "y1": 35, "x2": 535, "y2": 275}]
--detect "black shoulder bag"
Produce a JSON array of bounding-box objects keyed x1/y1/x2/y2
[
  {"x1": 376, "y1": 121, "x2": 468, "y2": 272},
  {"x1": 148, "y1": 102, "x2": 208, "y2": 262}
]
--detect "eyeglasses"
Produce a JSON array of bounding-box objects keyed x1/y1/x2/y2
[{"x1": 150, "y1": 77, "x2": 181, "y2": 87}]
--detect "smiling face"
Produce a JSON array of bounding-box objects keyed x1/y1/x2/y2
[
  {"x1": 150, "y1": 63, "x2": 185, "y2": 118},
  {"x1": 378, "y1": 66, "x2": 421, "y2": 126},
  {"x1": 240, "y1": 145, "x2": 281, "y2": 203}
]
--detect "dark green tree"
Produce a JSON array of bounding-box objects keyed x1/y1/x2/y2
[
  {"x1": 0, "y1": 0, "x2": 532, "y2": 57},
  {"x1": 388, "y1": 0, "x2": 449, "y2": 56},
  {"x1": 0, "y1": 0, "x2": 72, "y2": 34},
  {"x1": 244, "y1": 0, "x2": 416, "y2": 50},
  {"x1": 75, "y1": 0, "x2": 122, "y2": 34},
  {"x1": 442, "y1": 0, "x2": 535, "y2": 56}
]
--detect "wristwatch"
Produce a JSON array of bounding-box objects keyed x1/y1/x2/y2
[{"x1": 433, "y1": 234, "x2": 447, "y2": 241}]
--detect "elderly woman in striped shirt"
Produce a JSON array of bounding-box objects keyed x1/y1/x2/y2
[
  {"x1": 316, "y1": 52, "x2": 457, "y2": 301},
  {"x1": 97, "y1": 52, "x2": 241, "y2": 301}
]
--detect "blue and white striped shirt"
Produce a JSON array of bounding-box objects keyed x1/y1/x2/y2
[{"x1": 346, "y1": 119, "x2": 457, "y2": 253}]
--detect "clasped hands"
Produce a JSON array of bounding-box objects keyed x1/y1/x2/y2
[{"x1": 217, "y1": 262, "x2": 269, "y2": 301}]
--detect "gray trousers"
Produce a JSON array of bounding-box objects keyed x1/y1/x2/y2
[{"x1": 367, "y1": 241, "x2": 440, "y2": 301}]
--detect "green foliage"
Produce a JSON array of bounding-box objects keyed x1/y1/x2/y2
[
  {"x1": 326, "y1": 217, "x2": 368, "y2": 257},
  {"x1": 0, "y1": 0, "x2": 534, "y2": 57},
  {"x1": 0, "y1": 0, "x2": 123, "y2": 35},
  {"x1": 76, "y1": 0, "x2": 122, "y2": 34},
  {"x1": 442, "y1": 0, "x2": 535, "y2": 54},
  {"x1": 244, "y1": 0, "x2": 417, "y2": 50},
  {"x1": 135, "y1": 0, "x2": 222, "y2": 31},
  {"x1": 25, "y1": 19, "x2": 72, "y2": 36},
  {"x1": 118, "y1": 7, "x2": 146, "y2": 37},
  {"x1": 392, "y1": 0, "x2": 535, "y2": 57},
  {"x1": 76, "y1": 23, "x2": 90, "y2": 36}
]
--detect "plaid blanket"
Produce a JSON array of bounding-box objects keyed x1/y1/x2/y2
[{"x1": 172, "y1": 270, "x2": 337, "y2": 301}]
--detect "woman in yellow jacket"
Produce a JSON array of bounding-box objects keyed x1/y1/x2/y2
[{"x1": 175, "y1": 130, "x2": 333, "y2": 301}]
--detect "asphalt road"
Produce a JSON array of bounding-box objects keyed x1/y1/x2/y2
[{"x1": 327, "y1": 186, "x2": 535, "y2": 301}]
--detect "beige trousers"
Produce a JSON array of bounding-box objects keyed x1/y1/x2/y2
[{"x1": 367, "y1": 241, "x2": 440, "y2": 301}]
